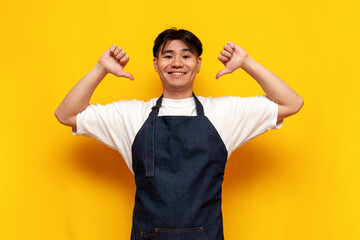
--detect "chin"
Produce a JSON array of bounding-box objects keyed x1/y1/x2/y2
[
  {"x1": 165, "y1": 80, "x2": 187, "y2": 89},
  {"x1": 168, "y1": 85, "x2": 187, "y2": 90}
]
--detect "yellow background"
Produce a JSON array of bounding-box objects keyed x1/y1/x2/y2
[{"x1": 1, "y1": 0, "x2": 359, "y2": 239}]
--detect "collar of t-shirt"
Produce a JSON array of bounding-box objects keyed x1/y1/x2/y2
[{"x1": 158, "y1": 97, "x2": 197, "y2": 116}]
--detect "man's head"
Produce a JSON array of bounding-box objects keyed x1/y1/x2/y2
[{"x1": 153, "y1": 28, "x2": 203, "y2": 98}]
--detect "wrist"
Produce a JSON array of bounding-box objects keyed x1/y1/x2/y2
[
  {"x1": 241, "y1": 55, "x2": 256, "y2": 73},
  {"x1": 93, "y1": 62, "x2": 108, "y2": 79},
  {"x1": 241, "y1": 55, "x2": 256, "y2": 71}
]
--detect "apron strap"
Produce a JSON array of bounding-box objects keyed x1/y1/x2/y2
[
  {"x1": 145, "y1": 95, "x2": 162, "y2": 177},
  {"x1": 193, "y1": 93, "x2": 204, "y2": 117},
  {"x1": 145, "y1": 93, "x2": 204, "y2": 177}
]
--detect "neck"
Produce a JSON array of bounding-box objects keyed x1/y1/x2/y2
[{"x1": 162, "y1": 89, "x2": 193, "y2": 99}]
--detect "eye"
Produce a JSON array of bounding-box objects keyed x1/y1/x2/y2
[
  {"x1": 182, "y1": 55, "x2": 190, "y2": 59},
  {"x1": 164, "y1": 55, "x2": 172, "y2": 59}
]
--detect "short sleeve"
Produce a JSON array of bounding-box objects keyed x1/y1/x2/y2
[
  {"x1": 228, "y1": 95, "x2": 282, "y2": 153},
  {"x1": 72, "y1": 99, "x2": 150, "y2": 174},
  {"x1": 73, "y1": 102, "x2": 119, "y2": 149}
]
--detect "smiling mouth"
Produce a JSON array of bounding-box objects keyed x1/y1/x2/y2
[{"x1": 168, "y1": 72, "x2": 187, "y2": 76}]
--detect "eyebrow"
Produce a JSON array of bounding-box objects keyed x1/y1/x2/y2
[{"x1": 161, "y1": 48, "x2": 194, "y2": 55}]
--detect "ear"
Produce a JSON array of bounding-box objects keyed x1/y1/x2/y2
[
  {"x1": 153, "y1": 58, "x2": 159, "y2": 72},
  {"x1": 196, "y1": 57, "x2": 202, "y2": 73}
]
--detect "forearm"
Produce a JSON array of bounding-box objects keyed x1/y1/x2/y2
[
  {"x1": 242, "y1": 56, "x2": 303, "y2": 119},
  {"x1": 55, "y1": 63, "x2": 107, "y2": 127}
]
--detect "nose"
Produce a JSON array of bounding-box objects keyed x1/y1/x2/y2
[{"x1": 171, "y1": 56, "x2": 184, "y2": 68}]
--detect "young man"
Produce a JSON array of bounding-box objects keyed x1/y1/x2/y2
[{"x1": 55, "y1": 28, "x2": 303, "y2": 240}]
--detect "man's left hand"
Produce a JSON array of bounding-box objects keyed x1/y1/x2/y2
[{"x1": 216, "y1": 41, "x2": 250, "y2": 79}]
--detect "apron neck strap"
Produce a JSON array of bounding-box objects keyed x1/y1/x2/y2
[
  {"x1": 192, "y1": 93, "x2": 204, "y2": 116},
  {"x1": 152, "y1": 92, "x2": 204, "y2": 116}
]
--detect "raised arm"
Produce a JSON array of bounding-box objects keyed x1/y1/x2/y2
[
  {"x1": 55, "y1": 45, "x2": 134, "y2": 130},
  {"x1": 216, "y1": 42, "x2": 304, "y2": 123}
]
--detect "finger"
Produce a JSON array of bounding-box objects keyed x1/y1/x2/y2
[
  {"x1": 122, "y1": 71, "x2": 134, "y2": 81},
  {"x1": 220, "y1": 50, "x2": 232, "y2": 58},
  {"x1": 115, "y1": 50, "x2": 126, "y2": 61},
  {"x1": 224, "y1": 44, "x2": 233, "y2": 53},
  {"x1": 218, "y1": 55, "x2": 229, "y2": 63},
  {"x1": 110, "y1": 44, "x2": 117, "y2": 53},
  {"x1": 113, "y1": 46, "x2": 122, "y2": 56},
  {"x1": 227, "y1": 41, "x2": 235, "y2": 49},
  {"x1": 215, "y1": 68, "x2": 231, "y2": 79},
  {"x1": 122, "y1": 57, "x2": 129, "y2": 67},
  {"x1": 119, "y1": 54, "x2": 129, "y2": 66}
]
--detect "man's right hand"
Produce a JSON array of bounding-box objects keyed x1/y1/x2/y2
[{"x1": 98, "y1": 44, "x2": 134, "y2": 80}]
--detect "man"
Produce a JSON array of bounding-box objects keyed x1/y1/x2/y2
[{"x1": 55, "y1": 28, "x2": 303, "y2": 240}]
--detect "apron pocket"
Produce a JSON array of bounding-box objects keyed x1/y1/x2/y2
[
  {"x1": 140, "y1": 231, "x2": 156, "y2": 240},
  {"x1": 154, "y1": 226, "x2": 208, "y2": 240}
]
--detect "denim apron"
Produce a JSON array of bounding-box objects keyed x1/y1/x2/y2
[{"x1": 131, "y1": 93, "x2": 228, "y2": 240}]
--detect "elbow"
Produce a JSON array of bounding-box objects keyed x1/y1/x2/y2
[
  {"x1": 54, "y1": 108, "x2": 65, "y2": 125},
  {"x1": 54, "y1": 108, "x2": 75, "y2": 128},
  {"x1": 278, "y1": 96, "x2": 304, "y2": 120},
  {"x1": 297, "y1": 96, "x2": 304, "y2": 112},
  {"x1": 290, "y1": 96, "x2": 304, "y2": 116},
  {"x1": 293, "y1": 96, "x2": 304, "y2": 114}
]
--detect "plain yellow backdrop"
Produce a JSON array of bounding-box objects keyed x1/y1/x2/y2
[{"x1": 1, "y1": 0, "x2": 359, "y2": 239}]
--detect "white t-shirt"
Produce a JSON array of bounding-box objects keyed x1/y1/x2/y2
[{"x1": 73, "y1": 95, "x2": 282, "y2": 174}]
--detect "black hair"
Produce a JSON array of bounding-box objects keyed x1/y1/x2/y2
[{"x1": 153, "y1": 27, "x2": 203, "y2": 58}]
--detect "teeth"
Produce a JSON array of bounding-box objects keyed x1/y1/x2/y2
[{"x1": 170, "y1": 72, "x2": 185, "y2": 75}]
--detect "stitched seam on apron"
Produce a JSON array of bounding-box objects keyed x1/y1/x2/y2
[
  {"x1": 145, "y1": 119, "x2": 148, "y2": 176},
  {"x1": 155, "y1": 226, "x2": 204, "y2": 233},
  {"x1": 151, "y1": 112, "x2": 156, "y2": 176}
]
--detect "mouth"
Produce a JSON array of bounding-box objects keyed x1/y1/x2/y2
[{"x1": 168, "y1": 71, "x2": 187, "y2": 76}]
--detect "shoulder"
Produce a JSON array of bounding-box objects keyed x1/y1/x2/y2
[
  {"x1": 197, "y1": 95, "x2": 268, "y2": 112},
  {"x1": 78, "y1": 98, "x2": 159, "y2": 127},
  {"x1": 109, "y1": 98, "x2": 155, "y2": 109},
  {"x1": 93, "y1": 98, "x2": 158, "y2": 115},
  {"x1": 196, "y1": 95, "x2": 278, "y2": 129},
  {"x1": 199, "y1": 95, "x2": 276, "y2": 109},
  {"x1": 197, "y1": 96, "x2": 231, "y2": 109},
  {"x1": 197, "y1": 95, "x2": 269, "y2": 104}
]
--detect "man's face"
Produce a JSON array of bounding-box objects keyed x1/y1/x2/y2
[{"x1": 153, "y1": 40, "x2": 202, "y2": 98}]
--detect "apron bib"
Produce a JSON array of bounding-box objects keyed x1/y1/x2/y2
[{"x1": 131, "y1": 94, "x2": 228, "y2": 240}]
